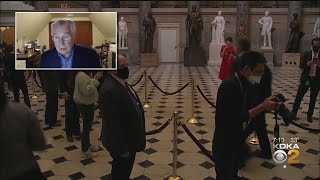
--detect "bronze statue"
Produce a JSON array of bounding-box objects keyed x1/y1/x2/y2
[
  {"x1": 238, "y1": 20, "x2": 247, "y2": 37},
  {"x1": 142, "y1": 11, "x2": 156, "y2": 53},
  {"x1": 186, "y1": 5, "x2": 203, "y2": 48},
  {"x1": 286, "y1": 13, "x2": 305, "y2": 53}
]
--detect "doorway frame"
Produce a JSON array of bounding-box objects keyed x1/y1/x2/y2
[{"x1": 157, "y1": 23, "x2": 181, "y2": 63}]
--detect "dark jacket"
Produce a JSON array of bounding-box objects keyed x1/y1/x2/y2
[
  {"x1": 247, "y1": 65, "x2": 272, "y2": 108},
  {"x1": 299, "y1": 50, "x2": 320, "y2": 84},
  {"x1": 99, "y1": 74, "x2": 146, "y2": 154},
  {"x1": 5, "y1": 53, "x2": 26, "y2": 87},
  {"x1": 213, "y1": 74, "x2": 250, "y2": 150},
  {"x1": 59, "y1": 71, "x2": 78, "y2": 95},
  {"x1": 40, "y1": 71, "x2": 60, "y2": 93},
  {"x1": 39, "y1": 44, "x2": 101, "y2": 68}
]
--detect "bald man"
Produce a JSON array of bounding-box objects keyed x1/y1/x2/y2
[{"x1": 99, "y1": 54, "x2": 146, "y2": 180}]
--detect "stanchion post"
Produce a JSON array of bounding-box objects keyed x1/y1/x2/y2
[
  {"x1": 31, "y1": 71, "x2": 39, "y2": 99},
  {"x1": 187, "y1": 77, "x2": 198, "y2": 124},
  {"x1": 248, "y1": 132, "x2": 259, "y2": 145},
  {"x1": 167, "y1": 111, "x2": 183, "y2": 180},
  {"x1": 143, "y1": 69, "x2": 151, "y2": 109}
]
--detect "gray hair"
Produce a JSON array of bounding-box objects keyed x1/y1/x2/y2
[{"x1": 51, "y1": 19, "x2": 76, "y2": 37}]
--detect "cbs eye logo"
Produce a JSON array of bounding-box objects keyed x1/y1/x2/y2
[{"x1": 273, "y1": 149, "x2": 300, "y2": 165}]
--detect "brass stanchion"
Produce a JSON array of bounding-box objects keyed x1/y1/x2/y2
[
  {"x1": 143, "y1": 69, "x2": 151, "y2": 109},
  {"x1": 248, "y1": 132, "x2": 259, "y2": 145},
  {"x1": 187, "y1": 77, "x2": 198, "y2": 124},
  {"x1": 30, "y1": 71, "x2": 39, "y2": 99},
  {"x1": 167, "y1": 111, "x2": 183, "y2": 180}
]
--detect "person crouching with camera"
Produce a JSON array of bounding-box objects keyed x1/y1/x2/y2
[
  {"x1": 291, "y1": 38, "x2": 320, "y2": 123},
  {"x1": 213, "y1": 51, "x2": 279, "y2": 180}
]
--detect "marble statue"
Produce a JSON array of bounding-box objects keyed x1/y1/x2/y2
[
  {"x1": 211, "y1": 11, "x2": 225, "y2": 44},
  {"x1": 142, "y1": 11, "x2": 156, "y2": 53},
  {"x1": 258, "y1": 11, "x2": 273, "y2": 49},
  {"x1": 186, "y1": 5, "x2": 203, "y2": 47},
  {"x1": 118, "y1": 17, "x2": 128, "y2": 48},
  {"x1": 286, "y1": 13, "x2": 305, "y2": 53},
  {"x1": 313, "y1": 17, "x2": 320, "y2": 38}
]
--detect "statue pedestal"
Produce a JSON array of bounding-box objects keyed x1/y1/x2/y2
[
  {"x1": 208, "y1": 43, "x2": 223, "y2": 66},
  {"x1": 184, "y1": 47, "x2": 206, "y2": 67},
  {"x1": 281, "y1": 53, "x2": 300, "y2": 69},
  {"x1": 257, "y1": 48, "x2": 274, "y2": 67},
  {"x1": 140, "y1": 53, "x2": 159, "y2": 67}
]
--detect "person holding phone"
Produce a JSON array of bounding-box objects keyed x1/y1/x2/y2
[
  {"x1": 219, "y1": 37, "x2": 236, "y2": 80},
  {"x1": 291, "y1": 38, "x2": 320, "y2": 123},
  {"x1": 74, "y1": 71, "x2": 102, "y2": 158}
]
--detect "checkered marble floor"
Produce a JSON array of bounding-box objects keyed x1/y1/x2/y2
[{"x1": 4, "y1": 64, "x2": 320, "y2": 180}]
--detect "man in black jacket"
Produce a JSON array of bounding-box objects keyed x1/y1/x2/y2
[
  {"x1": 213, "y1": 51, "x2": 277, "y2": 180},
  {"x1": 5, "y1": 45, "x2": 31, "y2": 108},
  {"x1": 60, "y1": 71, "x2": 80, "y2": 142},
  {"x1": 40, "y1": 71, "x2": 61, "y2": 127},
  {"x1": 292, "y1": 38, "x2": 320, "y2": 123},
  {"x1": 99, "y1": 55, "x2": 146, "y2": 180},
  {"x1": 241, "y1": 65, "x2": 273, "y2": 160},
  {"x1": 231, "y1": 38, "x2": 273, "y2": 161},
  {"x1": 230, "y1": 37, "x2": 251, "y2": 75}
]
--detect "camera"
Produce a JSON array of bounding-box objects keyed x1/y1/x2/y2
[{"x1": 271, "y1": 94, "x2": 295, "y2": 126}]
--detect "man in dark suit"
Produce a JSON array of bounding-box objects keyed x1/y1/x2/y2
[
  {"x1": 241, "y1": 64, "x2": 273, "y2": 160},
  {"x1": 292, "y1": 38, "x2": 320, "y2": 123},
  {"x1": 230, "y1": 37, "x2": 251, "y2": 75},
  {"x1": 40, "y1": 70, "x2": 61, "y2": 127},
  {"x1": 39, "y1": 19, "x2": 100, "y2": 69},
  {"x1": 231, "y1": 37, "x2": 273, "y2": 162},
  {"x1": 60, "y1": 71, "x2": 80, "y2": 142},
  {"x1": 213, "y1": 51, "x2": 277, "y2": 180},
  {"x1": 5, "y1": 45, "x2": 31, "y2": 108},
  {"x1": 99, "y1": 55, "x2": 146, "y2": 180}
]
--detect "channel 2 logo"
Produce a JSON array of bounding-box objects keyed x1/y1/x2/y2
[{"x1": 273, "y1": 149, "x2": 300, "y2": 165}]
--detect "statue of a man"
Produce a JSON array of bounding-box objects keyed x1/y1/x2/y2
[
  {"x1": 211, "y1": 11, "x2": 225, "y2": 44},
  {"x1": 258, "y1": 11, "x2": 273, "y2": 49},
  {"x1": 313, "y1": 17, "x2": 320, "y2": 38},
  {"x1": 118, "y1": 17, "x2": 128, "y2": 48},
  {"x1": 186, "y1": 5, "x2": 203, "y2": 47},
  {"x1": 286, "y1": 13, "x2": 305, "y2": 53},
  {"x1": 142, "y1": 11, "x2": 156, "y2": 53}
]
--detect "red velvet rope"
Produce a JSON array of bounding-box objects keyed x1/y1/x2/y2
[
  {"x1": 148, "y1": 75, "x2": 189, "y2": 95},
  {"x1": 145, "y1": 117, "x2": 172, "y2": 135},
  {"x1": 181, "y1": 122, "x2": 215, "y2": 163}
]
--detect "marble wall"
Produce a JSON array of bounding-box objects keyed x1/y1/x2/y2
[
  {"x1": 112, "y1": 8, "x2": 319, "y2": 66},
  {"x1": 1, "y1": 7, "x2": 319, "y2": 66}
]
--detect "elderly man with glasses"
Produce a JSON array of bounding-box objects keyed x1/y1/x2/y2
[{"x1": 39, "y1": 19, "x2": 100, "y2": 69}]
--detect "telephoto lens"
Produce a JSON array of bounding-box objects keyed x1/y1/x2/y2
[{"x1": 272, "y1": 94, "x2": 295, "y2": 126}]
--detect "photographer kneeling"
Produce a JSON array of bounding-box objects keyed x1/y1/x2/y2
[{"x1": 213, "y1": 51, "x2": 279, "y2": 180}]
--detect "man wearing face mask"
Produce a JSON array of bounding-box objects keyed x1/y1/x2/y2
[
  {"x1": 230, "y1": 37, "x2": 273, "y2": 164},
  {"x1": 291, "y1": 38, "x2": 320, "y2": 123},
  {"x1": 99, "y1": 54, "x2": 146, "y2": 180},
  {"x1": 213, "y1": 51, "x2": 277, "y2": 180}
]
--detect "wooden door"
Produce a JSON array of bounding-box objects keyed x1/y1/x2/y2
[{"x1": 49, "y1": 21, "x2": 92, "y2": 49}]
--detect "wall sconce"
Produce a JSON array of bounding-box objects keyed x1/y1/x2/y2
[{"x1": 0, "y1": 27, "x2": 6, "y2": 31}]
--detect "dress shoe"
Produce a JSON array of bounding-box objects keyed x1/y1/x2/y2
[
  {"x1": 255, "y1": 149, "x2": 272, "y2": 159},
  {"x1": 49, "y1": 122, "x2": 61, "y2": 128},
  {"x1": 67, "y1": 136, "x2": 74, "y2": 142},
  {"x1": 307, "y1": 116, "x2": 313, "y2": 123},
  {"x1": 74, "y1": 132, "x2": 82, "y2": 138}
]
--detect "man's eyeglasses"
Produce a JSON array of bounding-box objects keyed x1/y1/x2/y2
[{"x1": 52, "y1": 34, "x2": 72, "y2": 42}]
